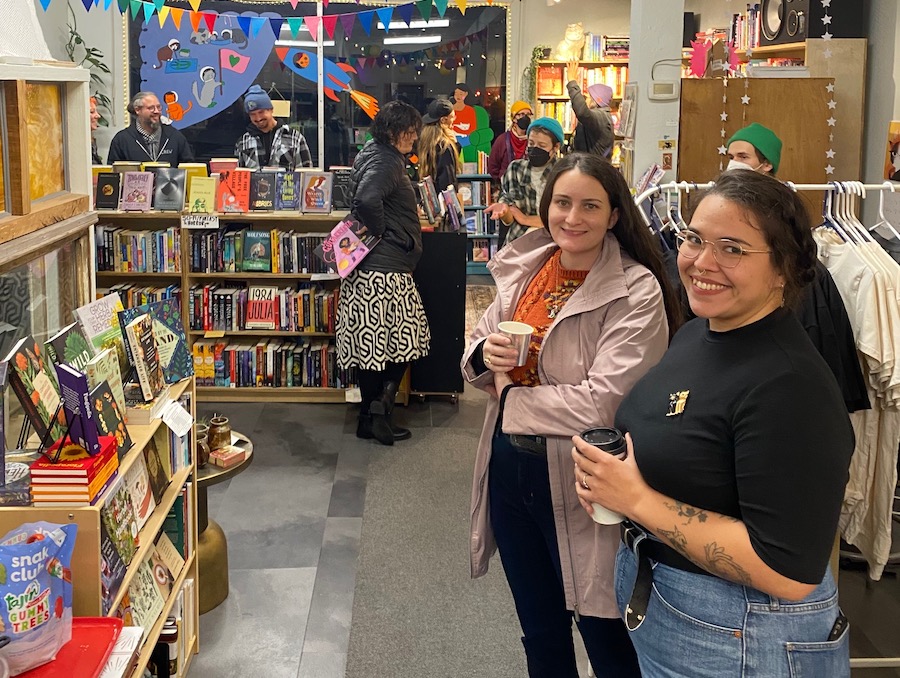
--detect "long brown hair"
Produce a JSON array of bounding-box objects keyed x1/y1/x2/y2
[
  {"x1": 539, "y1": 153, "x2": 683, "y2": 338},
  {"x1": 417, "y1": 122, "x2": 461, "y2": 182}
]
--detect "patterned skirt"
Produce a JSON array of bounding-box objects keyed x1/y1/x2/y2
[{"x1": 336, "y1": 270, "x2": 431, "y2": 371}]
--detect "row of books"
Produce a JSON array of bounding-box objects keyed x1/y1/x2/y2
[
  {"x1": 189, "y1": 228, "x2": 331, "y2": 275},
  {"x1": 188, "y1": 283, "x2": 337, "y2": 333},
  {"x1": 461, "y1": 152, "x2": 490, "y2": 176},
  {"x1": 102, "y1": 283, "x2": 181, "y2": 311},
  {"x1": 464, "y1": 210, "x2": 499, "y2": 237},
  {"x1": 728, "y1": 5, "x2": 762, "y2": 52},
  {"x1": 459, "y1": 180, "x2": 489, "y2": 207},
  {"x1": 537, "y1": 64, "x2": 629, "y2": 99},
  {"x1": 469, "y1": 238, "x2": 499, "y2": 264},
  {"x1": 192, "y1": 338, "x2": 356, "y2": 389},
  {"x1": 95, "y1": 224, "x2": 181, "y2": 273}
]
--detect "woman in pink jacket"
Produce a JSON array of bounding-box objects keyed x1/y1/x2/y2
[{"x1": 461, "y1": 153, "x2": 682, "y2": 677}]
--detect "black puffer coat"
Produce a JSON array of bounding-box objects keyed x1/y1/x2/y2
[{"x1": 349, "y1": 140, "x2": 423, "y2": 273}]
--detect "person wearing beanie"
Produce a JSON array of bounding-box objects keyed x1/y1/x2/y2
[
  {"x1": 726, "y1": 122, "x2": 782, "y2": 175},
  {"x1": 484, "y1": 116, "x2": 563, "y2": 245},
  {"x1": 418, "y1": 98, "x2": 461, "y2": 193},
  {"x1": 107, "y1": 91, "x2": 195, "y2": 165},
  {"x1": 487, "y1": 100, "x2": 533, "y2": 185},
  {"x1": 234, "y1": 84, "x2": 312, "y2": 171},
  {"x1": 565, "y1": 61, "x2": 615, "y2": 159}
]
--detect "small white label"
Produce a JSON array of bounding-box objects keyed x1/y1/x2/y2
[
  {"x1": 180, "y1": 214, "x2": 220, "y2": 230},
  {"x1": 161, "y1": 400, "x2": 194, "y2": 438}
]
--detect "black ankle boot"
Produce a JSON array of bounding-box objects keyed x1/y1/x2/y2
[
  {"x1": 370, "y1": 380, "x2": 409, "y2": 446},
  {"x1": 356, "y1": 413, "x2": 374, "y2": 439}
]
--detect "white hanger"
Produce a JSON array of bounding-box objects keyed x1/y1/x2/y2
[
  {"x1": 825, "y1": 182, "x2": 856, "y2": 244},
  {"x1": 871, "y1": 181, "x2": 900, "y2": 241},
  {"x1": 847, "y1": 181, "x2": 874, "y2": 242}
]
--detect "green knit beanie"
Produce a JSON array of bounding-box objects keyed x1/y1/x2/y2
[{"x1": 727, "y1": 123, "x2": 782, "y2": 174}]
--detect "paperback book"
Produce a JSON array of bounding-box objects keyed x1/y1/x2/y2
[
  {"x1": 417, "y1": 175, "x2": 442, "y2": 224},
  {"x1": 250, "y1": 170, "x2": 279, "y2": 210},
  {"x1": 313, "y1": 217, "x2": 378, "y2": 278},
  {"x1": 275, "y1": 171, "x2": 300, "y2": 210},
  {"x1": 245, "y1": 286, "x2": 276, "y2": 330},
  {"x1": 84, "y1": 348, "x2": 126, "y2": 417},
  {"x1": 120, "y1": 171, "x2": 154, "y2": 211},
  {"x1": 100, "y1": 473, "x2": 139, "y2": 565},
  {"x1": 4, "y1": 335, "x2": 66, "y2": 444},
  {"x1": 90, "y1": 380, "x2": 133, "y2": 458},
  {"x1": 118, "y1": 299, "x2": 192, "y2": 384},
  {"x1": 142, "y1": 436, "x2": 169, "y2": 504},
  {"x1": 216, "y1": 168, "x2": 252, "y2": 213},
  {"x1": 441, "y1": 188, "x2": 464, "y2": 231},
  {"x1": 95, "y1": 172, "x2": 121, "y2": 210},
  {"x1": 124, "y1": 452, "x2": 156, "y2": 530},
  {"x1": 30, "y1": 434, "x2": 117, "y2": 479},
  {"x1": 152, "y1": 167, "x2": 187, "y2": 211},
  {"x1": 100, "y1": 518, "x2": 127, "y2": 616},
  {"x1": 123, "y1": 314, "x2": 166, "y2": 402},
  {"x1": 241, "y1": 230, "x2": 272, "y2": 272},
  {"x1": 45, "y1": 322, "x2": 93, "y2": 372},
  {"x1": 128, "y1": 559, "x2": 166, "y2": 642},
  {"x1": 188, "y1": 176, "x2": 216, "y2": 214},
  {"x1": 300, "y1": 171, "x2": 334, "y2": 213},
  {"x1": 55, "y1": 363, "x2": 101, "y2": 455},
  {"x1": 74, "y1": 292, "x2": 129, "y2": 374},
  {"x1": 330, "y1": 166, "x2": 353, "y2": 210}
]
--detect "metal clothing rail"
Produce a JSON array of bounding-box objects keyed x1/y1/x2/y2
[{"x1": 634, "y1": 178, "x2": 900, "y2": 670}]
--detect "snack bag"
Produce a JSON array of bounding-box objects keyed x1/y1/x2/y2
[{"x1": 0, "y1": 522, "x2": 77, "y2": 675}]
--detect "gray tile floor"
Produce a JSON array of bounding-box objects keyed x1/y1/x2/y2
[{"x1": 187, "y1": 392, "x2": 900, "y2": 678}]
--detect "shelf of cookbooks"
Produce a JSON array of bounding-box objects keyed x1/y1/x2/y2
[
  {"x1": 0, "y1": 321, "x2": 200, "y2": 677},
  {"x1": 91, "y1": 161, "x2": 359, "y2": 404}
]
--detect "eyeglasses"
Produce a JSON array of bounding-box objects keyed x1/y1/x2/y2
[
  {"x1": 675, "y1": 231, "x2": 772, "y2": 268},
  {"x1": 140, "y1": 105, "x2": 162, "y2": 112}
]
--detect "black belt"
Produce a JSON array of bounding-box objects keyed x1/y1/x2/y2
[
  {"x1": 620, "y1": 521, "x2": 709, "y2": 631},
  {"x1": 507, "y1": 434, "x2": 547, "y2": 455}
]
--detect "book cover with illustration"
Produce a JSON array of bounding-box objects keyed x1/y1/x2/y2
[
  {"x1": 153, "y1": 167, "x2": 187, "y2": 211},
  {"x1": 100, "y1": 516, "x2": 127, "y2": 615},
  {"x1": 241, "y1": 230, "x2": 272, "y2": 272},
  {"x1": 331, "y1": 166, "x2": 353, "y2": 210},
  {"x1": 100, "y1": 472, "x2": 139, "y2": 565},
  {"x1": 245, "y1": 286, "x2": 277, "y2": 330},
  {"x1": 188, "y1": 176, "x2": 217, "y2": 214},
  {"x1": 118, "y1": 299, "x2": 192, "y2": 384},
  {"x1": 95, "y1": 172, "x2": 121, "y2": 210},
  {"x1": 275, "y1": 170, "x2": 300, "y2": 210},
  {"x1": 417, "y1": 175, "x2": 442, "y2": 224},
  {"x1": 300, "y1": 171, "x2": 334, "y2": 214},
  {"x1": 90, "y1": 380, "x2": 133, "y2": 458},
  {"x1": 216, "y1": 168, "x2": 252, "y2": 213},
  {"x1": 142, "y1": 435, "x2": 169, "y2": 504},
  {"x1": 250, "y1": 170, "x2": 279, "y2": 210},
  {"x1": 75, "y1": 292, "x2": 129, "y2": 375},
  {"x1": 123, "y1": 314, "x2": 166, "y2": 402},
  {"x1": 313, "y1": 218, "x2": 378, "y2": 279},
  {"x1": 124, "y1": 452, "x2": 157, "y2": 530},
  {"x1": 441, "y1": 188, "x2": 464, "y2": 231},
  {"x1": 45, "y1": 322, "x2": 94, "y2": 372},
  {"x1": 84, "y1": 348, "x2": 126, "y2": 417},
  {"x1": 120, "y1": 171, "x2": 154, "y2": 211},
  {"x1": 4, "y1": 335, "x2": 66, "y2": 444},
  {"x1": 55, "y1": 363, "x2": 101, "y2": 455},
  {"x1": 128, "y1": 558, "x2": 166, "y2": 641}
]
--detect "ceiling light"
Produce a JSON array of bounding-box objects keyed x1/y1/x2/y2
[
  {"x1": 383, "y1": 36, "x2": 442, "y2": 45},
  {"x1": 377, "y1": 19, "x2": 451, "y2": 30},
  {"x1": 275, "y1": 39, "x2": 337, "y2": 48}
]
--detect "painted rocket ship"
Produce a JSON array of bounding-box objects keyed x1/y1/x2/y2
[{"x1": 275, "y1": 47, "x2": 379, "y2": 118}]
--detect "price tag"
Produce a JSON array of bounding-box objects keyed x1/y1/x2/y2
[
  {"x1": 161, "y1": 400, "x2": 194, "y2": 438},
  {"x1": 204, "y1": 331, "x2": 225, "y2": 338},
  {"x1": 180, "y1": 214, "x2": 220, "y2": 229}
]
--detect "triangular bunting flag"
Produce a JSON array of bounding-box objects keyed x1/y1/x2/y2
[
  {"x1": 189, "y1": 10, "x2": 202, "y2": 32},
  {"x1": 289, "y1": 0, "x2": 299, "y2": 7},
  {"x1": 187, "y1": 0, "x2": 201, "y2": 11},
  {"x1": 357, "y1": 10, "x2": 374, "y2": 36},
  {"x1": 322, "y1": 16, "x2": 339, "y2": 40},
  {"x1": 304, "y1": 15, "x2": 321, "y2": 39},
  {"x1": 141, "y1": 1, "x2": 155, "y2": 23},
  {"x1": 397, "y1": 3, "x2": 415, "y2": 26},
  {"x1": 339, "y1": 14, "x2": 356, "y2": 38},
  {"x1": 129, "y1": 0, "x2": 141, "y2": 19},
  {"x1": 80, "y1": 0, "x2": 92, "y2": 11},
  {"x1": 104, "y1": 0, "x2": 113, "y2": 10},
  {"x1": 323, "y1": 0, "x2": 329, "y2": 6},
  {"x1": 416, "y1": 0, "x2": 431, "y2": 22},
  {"x1": 375, "y1": 7, "x2": 393, "y2": 32},
  {"x1": 202, "y1": 12, "x2": 216, "y2": 33},
  {"x1": 269, "y1": 17, "x2": 284, "y2": 39},
  {"x1": 157, "y1": 5, "x2": 169, "y2": 27},
  {"x1": 116, "y1": 0, "x2": 128, "y2": 13},
  {"x1": 39, "y1": 0, "x2": 51, "y2": 10},
  {"x1": 170, "y1": 6, "x2": 183, "y2": 29},
  {"x1": 152, "y1": 0, "x2": 164, "y2": 10},
  {"x1": 286, "y1": 17, "x2": 303, "y2": 38},
  {"x1": 455, "y1": 0, "x2": 467, "y2": 15},
  {"x1": 434, "y1": 0, "x2": 449, "y2": 18},
  {"x1": 93, "y1": 0, "x2": 100, "y2": 7},
  {"x1": 250, "y1": 16, "x2": 266, "y2": 38},
  {"x1": 237, "y1": 15, "x2": 252, "y2": 37}
]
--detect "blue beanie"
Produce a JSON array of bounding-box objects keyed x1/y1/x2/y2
[
  {"x1": 527, "y1": 117, "x2": 564, "y2": 144},
  {"x1": 244, "y1": 85, "x2": 273, "y2": 113}
]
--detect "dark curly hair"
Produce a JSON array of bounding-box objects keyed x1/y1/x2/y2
[
  {"x1": 538, "y1": 153, "x2": 684, "y2": 339},
  {"x1": 695, "y1": 170, "x2": 817, "y2": 308},
  {"x1": 369, "y1": 100, "x2": 422, "y2": 146}
]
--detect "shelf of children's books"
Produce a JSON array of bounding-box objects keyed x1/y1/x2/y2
[
  {"x1": 96, "y1": 271, "x2": 182, "y2": 279},
  {"x1": 197, "y1": 386, "x2": 347, "y2": 403},
  {"x1": 189, "y1": 272, "x2": 339, "y2": 281},
  {"x1": 188, "y1": 330, "x2": 333, "y2": 338},
  {"x1": 129, "y1": 550, "x2": 197, "y2": 678},
  {"x1": 466, "y1": 261, "x2": 490, "y2": 274},
  {"x1": 107, "y1": 465, "x2": 194, "y2": 617}
]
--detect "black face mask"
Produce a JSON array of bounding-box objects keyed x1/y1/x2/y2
[
  {"x1": 515, "y1": 115, "x2": 531, "y2": 131},
  {"x1": 527, "y1": 146, "x2": 551, "y2": 168}
]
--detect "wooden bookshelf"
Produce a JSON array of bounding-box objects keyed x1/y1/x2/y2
[
  {"x1": 197, "y1": 385, "x2": 347, "y2": 403},
  {"x1": 736, "y1": 41, "x2": 806, "y2": 61}
]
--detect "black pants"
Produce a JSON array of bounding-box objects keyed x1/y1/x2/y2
[
  {"x1": 357, "y1": 361, "x2": 406, "y2": 412},
  {"x1": 488, "y1": 433, "x2": 640, "y2": 678}
]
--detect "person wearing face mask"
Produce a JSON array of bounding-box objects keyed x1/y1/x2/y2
[
  {"x1": 725, "y1": 122, "x2": 782, "y2": 175},
  {"x1": 484, "y1": 117, "x2": 564, "y2": 245},
  {"x1": 487, "y1": 100, "x2": 533, "y2": 185},
  {"x1": 565, "y1": 61, "x2": 615, "y2": 159}
]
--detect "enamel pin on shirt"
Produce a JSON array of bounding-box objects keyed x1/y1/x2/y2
[{"x1": 667, "y1": 390, "x2": 689, "y2": 417}]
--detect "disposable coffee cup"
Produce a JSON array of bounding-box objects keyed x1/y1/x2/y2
[
  {"x1": 498, "y1": 321, "x2": 534, "y2": 367},
  {"x1": 580, "y1": 427, "x2": 627, "y2": 525}
]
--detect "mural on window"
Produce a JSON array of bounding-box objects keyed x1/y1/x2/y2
[{"x1": 128, "y1": 1, "x2": 509, "y2": 168}]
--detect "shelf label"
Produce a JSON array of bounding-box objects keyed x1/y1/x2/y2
[
  {"x1": 181, "y1": 214, "x2": 220, "y2": 229},
  {"x1": 204, "y1": 331, "x2": 226, "y2": 339},
  {"x1": 161, "y1": 400, "x2": 194, "y2": 438}
]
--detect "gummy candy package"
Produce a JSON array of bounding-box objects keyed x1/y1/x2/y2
[{"x1": 0, "y1": 522, "x2": 77, "y2": 676}]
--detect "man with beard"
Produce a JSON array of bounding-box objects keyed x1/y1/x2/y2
[
  {"x1": 234, "y1": 85, "x2": 312, "y2": 171},
  {"x1": 107, "y1": 91, "x2": 194, "y2": 165}
]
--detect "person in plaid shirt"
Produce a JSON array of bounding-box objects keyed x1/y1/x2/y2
[
  {"x1": 234, "y1": 85, "x2": 313, "y2": 171},
  {"x1": 484, "y1": 117, "x2": 564, "y2": 245}
]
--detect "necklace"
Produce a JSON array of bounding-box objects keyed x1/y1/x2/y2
[{"x1": 546, "y1": 253, "x2": 565, "y2": 319}]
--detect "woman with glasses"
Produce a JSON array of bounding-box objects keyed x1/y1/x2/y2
[{"x1": 572, "y1": 170, "x2": 854, "y2": 677}]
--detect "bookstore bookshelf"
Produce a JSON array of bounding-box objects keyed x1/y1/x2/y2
[
  {"x1": 457, "y1": 173, "x2": 497, "y2": 275},
  {"x1": 535, "y1": 59, "x2": 629, "y2": 136}
]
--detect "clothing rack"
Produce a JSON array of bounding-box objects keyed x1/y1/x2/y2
[{"x1": 634, "y1": 179, "x2": 900, "y2": 670}]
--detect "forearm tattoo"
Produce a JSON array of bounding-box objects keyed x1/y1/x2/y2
[
  {"x1": 658, "y1": 525, "x2": 689, "y2": 557},
  {"x1": 703, "y1": 542, "x2": 754, "y2": 586},
  {"x1": 664, "y1": 501, "x2": 708, "y2": 524}
]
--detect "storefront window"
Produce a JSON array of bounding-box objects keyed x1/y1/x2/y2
[{"x1": 25, "y1": 83, "x2": 66, "y2": 201}]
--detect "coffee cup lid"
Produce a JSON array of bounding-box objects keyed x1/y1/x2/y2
[{"x1": 580, "y1": 427, "x2": 625, "y2": 452}]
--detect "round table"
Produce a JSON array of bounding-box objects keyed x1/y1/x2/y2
[{"x1": 196, "y1": 431, "x2": 253, "y2": 614}]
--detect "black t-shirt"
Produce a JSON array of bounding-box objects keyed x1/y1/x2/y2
[{"x1": 615, "y1": 309, "x2": 854, "y2": 584}]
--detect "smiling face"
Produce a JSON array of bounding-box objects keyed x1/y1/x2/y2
[
  {"x1": 249, "y1": 107, "x2": 276, "y2": 132},
  {"x1": 547, "y1": 168, "x2": 619, "y2": 270},
  {"x1": 679, "y1": 194, "x2": 785, "y2": 332},
  {"x1": 135, "y1": 94, "x2": 161, "y2": 131},
  {"x1": 89, "y1": 99, "x2": 101, "y2": 131},
  {"x1": 393, "y1": 126, "x2": 419, "y2": 155}
]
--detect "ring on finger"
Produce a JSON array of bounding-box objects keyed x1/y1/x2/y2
[
  {"x1": 581, "y1": 473, "x2": 590, "y2": 490},
  {"x1": 484, "y1": 354, "x2": 492, "y2": 364}
]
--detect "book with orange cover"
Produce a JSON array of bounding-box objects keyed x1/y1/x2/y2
[
  {"x1": 216, "y1": 169, "x2": 252, "y2": 213},
  {"x1": 31, "y1": 434, "x2": 117, "y2": 479}
]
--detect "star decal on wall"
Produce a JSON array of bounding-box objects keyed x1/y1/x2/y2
[
  {"x1": 720, "y1": 129, "x2": 727, "y2": 138},
  {"x1": 828, "y1": 100, "x2": 837, "y2": 109},
  {"x1": 821, "y1": 0, "x2": 831, "y2": 7},
  {"x1": 823, "y1": 30, "x2": 833, "y2": 40},
  {"x1": 720, "y1": 111, "x2": 728, "y2": 121},
  {"x1": 827, "y1": 117, "x2": 837, "y2": 126},
  {"x1": 741, "y1": 94, "x2": 751, "y2": 105},
  {"x1": 826, "y1": 148, "x2": 836, "y2": 159},
  {"x1": 718, "y1": 145, "x2": 728, "y2": 155},
  {"x1": 823, "y1": 48, "x2": 833, "y2": 59},
  {"x1": 822, "y1": 15, "x2": 832, "y2": 25},
  {"x1": 826, "y1": 83, "x2": 835, "y2": 93},
  {"x1": 825, "y1": 164, "x2": 835, "y2": 175}
]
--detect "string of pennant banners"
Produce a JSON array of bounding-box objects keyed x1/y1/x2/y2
[{"x1": 40, "y1": 0, "x2": 491, "y2": 40}]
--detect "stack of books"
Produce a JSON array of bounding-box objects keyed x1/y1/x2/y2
[{"x1": 29, "y1": 435, "x2": 119, "y2": 507}]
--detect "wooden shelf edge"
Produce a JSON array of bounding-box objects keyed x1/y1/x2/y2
[
  {"x1": 97, "y1": 210, "x2": 350, "y2": 221},
  {"x1": 188, "y1": 272, "x2": 327, "y2": 279},
  {"x1": 96, "y1": 271, "x2": 181, "y2": 278},
  {"x1": 130, "y1": 551, "x2": 197, "y2": 678},
  {"x1": 107, "y1": 466, "x2": 194, "y2": 615},
  {"x1": 538, "y1": 59, "x2": 628, "y2": 65},
  {"x1": 181, "y1": 633, "x2": 199, "y2": 677},
  {"x1": 188, "y1": 330, "x2": 333, "y2": 337},
  {"x1": 197, "y1": 386, "x2": 347, "y2": 403}
]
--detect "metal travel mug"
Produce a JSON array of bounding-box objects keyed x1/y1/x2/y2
[{"x1": 580, "y1": 427, "x2": 627, "y2": 525}]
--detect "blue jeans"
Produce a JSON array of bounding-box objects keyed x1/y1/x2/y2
[
  {"x1": 615, "y1": 543, "x2": 850, "y2": 677},
  {"x1": 488, "y1": 433, "x2": 640, "y2": 678}
]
